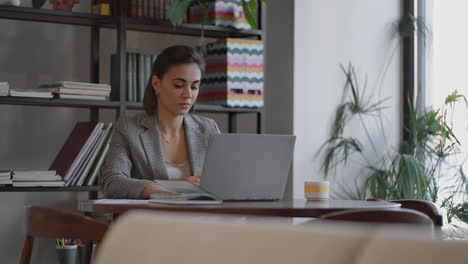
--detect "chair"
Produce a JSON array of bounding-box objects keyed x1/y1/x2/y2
[
  {"x1": 318, "y1": 208, "x2": 434, "y2": 226},
  {"x1": 391, "y1": 199, "x2": 443, "y2": 226},
  {"x1": 94, "y1": 210, "x2": 468, "y2": 264},
  {"x1": 367, "y1": 198, "x2": 443, "y2": 226},
  {"x1": 20, "y1": 206, "x2": 109, "y2": 264}
]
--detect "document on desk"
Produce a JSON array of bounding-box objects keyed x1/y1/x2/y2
[
  {"x1": 150, "y1": 180, "x2": 222, "y2": 205},
  {"x1": 94, "y1": 199, "x2": 151, "y2": 204}
]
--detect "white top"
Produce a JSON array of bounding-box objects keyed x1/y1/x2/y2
[{"x1": 165, "y1": 160, "x2": 191, "y2": 180}]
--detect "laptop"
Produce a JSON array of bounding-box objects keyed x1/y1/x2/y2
[{"x1": 150, "y1": 133, "x2": 296, "y2": 204}]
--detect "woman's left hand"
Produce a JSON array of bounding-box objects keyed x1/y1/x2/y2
[{"x1": 185, "y1": 174, "x2": 201, "y2": 185}]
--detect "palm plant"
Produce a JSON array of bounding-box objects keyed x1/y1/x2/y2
[{"x1": 319, "y1": 63, "x2": 468, "y2": 224}]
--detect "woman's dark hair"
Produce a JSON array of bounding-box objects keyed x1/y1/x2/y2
[{"x1": 143, "y1": 45, "x2": 205, "y2": 115}]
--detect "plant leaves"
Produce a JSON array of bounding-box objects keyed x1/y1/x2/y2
[
  {"x1": 168, "y1": 0, "x2": 192, "y2": 27},
  {"x1": 445, "y1": 90, "x2": 467, "y2": 105},
  {"x1": 242, "y1": 0, "x2": 258, "y2": 29}
]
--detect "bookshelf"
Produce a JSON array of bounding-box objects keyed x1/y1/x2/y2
[
  {"x1": 0, "y1": 1, "x2": 263, "y2": 195},
  {"x1": 0, "y1": 186, "x2": 101, "y2": 192}
]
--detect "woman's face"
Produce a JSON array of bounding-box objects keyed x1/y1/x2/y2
[{"x1": 152, "y1": 63, "x2": 201, "y2": 116}]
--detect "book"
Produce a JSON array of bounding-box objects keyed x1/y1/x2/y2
[
  {"x1": 9, "y1": 89, "x2": 53, "y2": 98},
  {"x1": 85, "y1": 127, "x2": 113, "y2": 186},
  {"x1": 129, "y1": 0, "x2": 137, "y2": 17},
  {"x1": 62, "y1": 122, "x2": 104, "y2": 186},
  {"x1": 57, "y1": 94, "x2": 107, "y2": 101},
  {"x1": 13, "y1": 170, "x2": 60, "y2": 181},
  {"x1": 149, "y1": 180, "x2": 222, "y2": 204},
  {"x1": 12, "y1": 181, "x2": 65, "y2": 187},
  {"x1": 0, "y1": 170, "x2": 12, "y2": 185},
  {"x1": 49, "y1": 122, "x2": 103, "y2": 183},
  {"x1": 137, "y1": 0, "x2": 143, "y2": 17},
  {"x1": 38, "y1": 88, "x2": 110, "y2": 96},
  {"x1": 38, "y1": 81, "x2": 111, "y2": 91},
  {"x1": 0, "y1": 82, "x2": 9, "y2": 96},
  {"x1": 0, "y1": 170, "x2": 12, "y2": 177},
  {"x1": 67, "y1": 126, "x2": 107, "y2": 186},
  {"x1": 74, "y1": 123, "x2": 113, "y2": 186}
]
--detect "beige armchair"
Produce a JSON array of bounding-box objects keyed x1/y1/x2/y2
[{"x1": 94, "y1": 210, "x2": 468, "y2": 264}]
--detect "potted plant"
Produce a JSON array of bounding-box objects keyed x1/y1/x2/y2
[
  {"x1": 167, "y1": 0, "x2": 266, "y2": 29},
  {"x1": 319, "y1": 63, "x2": 468, "y2": 224}
]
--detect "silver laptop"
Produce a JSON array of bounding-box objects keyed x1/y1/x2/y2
[
  {"x1": 151, "y1": 133, "x2": 295, "y2": 203},
  {"x1": 200, "y1": 133, "x2": 295, "y2": 201}
]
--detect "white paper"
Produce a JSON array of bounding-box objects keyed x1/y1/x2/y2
[{"x1": 93, "y1": 199, "x2": 150, "y2": 204}]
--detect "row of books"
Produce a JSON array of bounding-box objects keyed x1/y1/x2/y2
[
  {"x1": 128, "y1": 0, "x2": 175, "y2": 21},
  {"x1": 0, "y1": 122, "x2": 113, "y2": 188},
  {"x1": 0, "y1": 171, "x2": 64, "y2": 187},
  {"x1": 104, "y1": 0, "x2": 182, "y2": 21},
  {"x1": 49, "y1": 121, "x2": 114, "y2": 187},
  {"x1": 111, "y1": 52, "x2": 158, "y2": 102},
  {"x1": 0, "y1": 81, "x2": 111, "y2": 101}
]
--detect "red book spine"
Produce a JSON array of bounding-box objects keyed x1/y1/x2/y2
[{"x1": 49, "y1": 122, "x2": 99, "y2": 179}]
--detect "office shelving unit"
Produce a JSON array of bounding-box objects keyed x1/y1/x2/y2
[{"x1": 0, "y1": 1, "x2": 263, "y2": 197}]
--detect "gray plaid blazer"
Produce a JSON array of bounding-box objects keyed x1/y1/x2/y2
[{"x1": 100, "y1": 113, "x2": 220, "y2": 198}]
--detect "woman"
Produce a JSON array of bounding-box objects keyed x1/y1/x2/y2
[{"x1": 101, "y1": 45, "x2": 220, "y2": 199}]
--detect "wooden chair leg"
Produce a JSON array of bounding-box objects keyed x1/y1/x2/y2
[
  {"x1": 84, "y1": 241, "x2": 93, "y2": 264},
  {"x1": 19, "y1": 235, "x2": 34, "y2": 264}
]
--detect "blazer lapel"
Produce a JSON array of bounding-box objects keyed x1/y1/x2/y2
[
  {"x1": 139, "y1": 115, "x2": 168, "y2": 180},
  {"x1": 184, "y1": 115, "x2": 206, "y2": 176}
]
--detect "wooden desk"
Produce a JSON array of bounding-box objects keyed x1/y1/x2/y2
[{"x1": 84, "y1": 199, "x2": 400, "y2": 218}]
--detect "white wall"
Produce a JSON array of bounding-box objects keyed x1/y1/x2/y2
[
  {"x1": 293, "y1": 0, "x2": 402, "y2": 199},
  {"x1": 430, "y1": 0, "x2": 468, "y2": 201}
]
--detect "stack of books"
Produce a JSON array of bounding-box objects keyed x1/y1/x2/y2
[
  {"x1": 0, "y1": 82, "x2": 54, "y2": 98},
  {"x1": 49, "y1": 121, "x2": 114, "y2": 186},
  {"x1": 9, "y1": 89, "x2": 54, "y2": 98},
  {"x1": 12, "y1": 170, "x2": 64, "y2": 187},
  {"x1": 0, "y1": 171, "x2": 12, "y2": 185},
  {"x1": 38, "y1": 81, "x2": 111, "y2": 101}
]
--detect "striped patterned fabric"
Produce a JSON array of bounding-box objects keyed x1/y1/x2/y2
[
  {"x1": 200, "y1": 38, "x2": 264, "y2": 108},
  {"x1": 189, "y1": 0, "x2": 251, "y2": 30}
]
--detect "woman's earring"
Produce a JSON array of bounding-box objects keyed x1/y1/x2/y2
[{"x1": 154, "y1": 90, "x2": 158, "y2": 96}]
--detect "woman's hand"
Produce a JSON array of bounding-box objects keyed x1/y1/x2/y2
[
  {"x1": 185, "y1": 174, "x2": 201, "y2": 185},
  {"x1": 140, "y1": 182, "x2": 174, "y2": 199}
]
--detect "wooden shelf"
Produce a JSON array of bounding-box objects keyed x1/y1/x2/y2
[
  {"x1": 126, "y1": 102, "x2": 263, "y2": 113},
  {"x1": 0, "y1": 96, "x2": 121, "y2": 109},
  {"x1": 0, "y1": 97, "x2": 262, "y2": 113},
  {"x1": 0, "y1": 5, "x2": 115, "y2": 27},
  {"x1": 0, "y1": 186, "x2": 101, "y2": 192}
]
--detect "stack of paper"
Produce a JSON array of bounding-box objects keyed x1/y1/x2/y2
[
  {"x1": 9, "y1": 89, "x2": 53, "y2": 99},
  {"x1": 0, "y1": 82, "x2": 9, "y2": 96},
  {"x1": 38, "y1": 81, "x2": 111, "y2": 101},
  {"x1": 0, "y1": 171, "x2": 12, "y2": 185},
  {"x1": 12, "y1": 170, "x2": 64, "y2": 187},
  {"x1": 0, "y1": 82, "x2": 54, "y2": 98}
]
